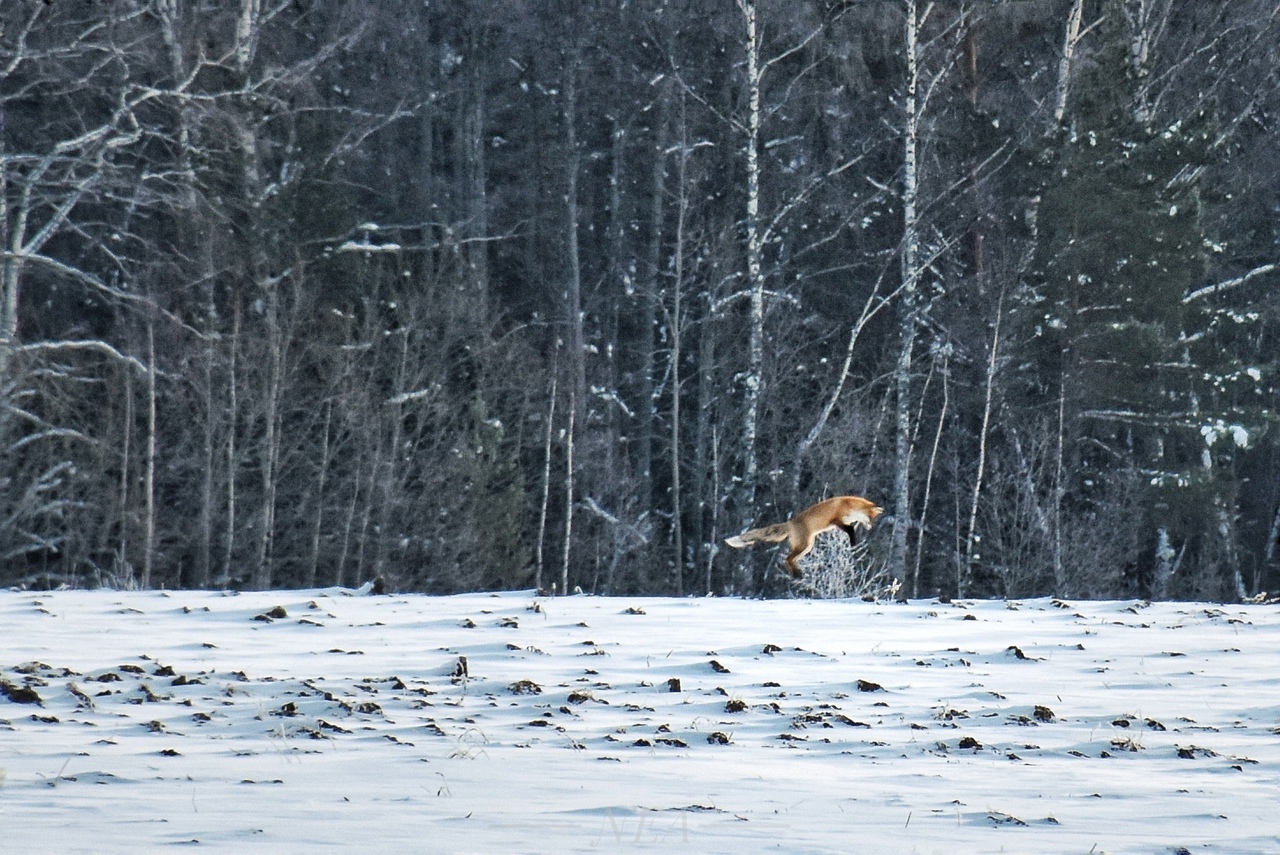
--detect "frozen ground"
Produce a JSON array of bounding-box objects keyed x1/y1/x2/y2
[{"x1": 1, "y1": 587, "x2": 1278, "y2": 853}]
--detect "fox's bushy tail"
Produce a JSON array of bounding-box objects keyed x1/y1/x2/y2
[{"x1": 724, "y1": 522, "x2": 790, "y2": 548}]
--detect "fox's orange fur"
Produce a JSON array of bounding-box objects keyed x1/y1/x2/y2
[{"x1": 725, "y1": 495, "x2": 883, "y2": 578}]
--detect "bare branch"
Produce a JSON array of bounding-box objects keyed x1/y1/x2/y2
[
  {"x1": 1183, "y1": 264, "x2": 1278, "y2": 304},
  {"x1": 15, "y1": 339, "x2": 151, "y2": 376},
  {"x1": 760, "y1": 24, "x2": 825, "y2": 75}
]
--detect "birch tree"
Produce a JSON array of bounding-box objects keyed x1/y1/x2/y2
[
  {"x1": 0, "y1": 2, "x2": 160, "y2": 576},
  {"x1": 737, "y1": 0, "x2": 766, "y2": 535},
  {"x1": 887, "y1": 0, "x2": 926, "y2": 583}
]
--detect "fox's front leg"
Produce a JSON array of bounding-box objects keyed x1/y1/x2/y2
[{"x1": 840, "y1": 523, "x2": 860, "y2": 547}]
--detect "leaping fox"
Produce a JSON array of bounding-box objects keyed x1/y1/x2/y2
[{"x1": 725, "y1": 495, "x2": 883, "y2": 578}]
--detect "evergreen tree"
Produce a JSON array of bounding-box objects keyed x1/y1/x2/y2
[{"x1": 1022, "y1": 10, "x2": 1242, "y2": 595}]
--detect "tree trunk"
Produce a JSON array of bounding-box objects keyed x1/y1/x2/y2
[
  {"x1": 464, "y1": 15, "x2": 490, "y2": 294},
  {"x1": 374, "y1": 329, "x2": 409, "y2": 583},
  {"x1": 222, "y1": 301, "x2": 241, "y2": 585},
  {"x1": 1122, "y1": 0, "x2": 1162, "y2": 127},
  {"x1": 602, "y1": 110, "x2": 626, "y2": 594},
  {"x1": 561, "y1": 386, "x2": 576, "y2": 595},
  {"x1": 253, "y1": 284, "x2": 283, "y2": 589},
  {"x1": 336, "y1": 442, "x2": 364, "y2": 588},
  {"x1": 638, "y1": 87, "x2": 670, "y2": 560},
  {"x1": 306, "y1": 400, "x2": 332, "y2": 589},
  {"x1": 0, "y1": 130, "x2": 14, "y2": 377},
  {"x1": 197, "y1": 318, "x2": 216, "y2": 589},
  {"x1": 563, "y1": 52, "x2": 587, "y2": 436},
  {"x1": 891, "y1": 0, "x2": 924, "y2": 584},
  {"x1": 738, "y1": 0, "x2": 765, "y2": 531},
  {"x1": 1267, "y1": 502, "x2": 1280, "y2": 569},
  {"x1": 1054, "y1": 0, "x2": 1086, "y2": 125},
  {"x1": 354, "y1": 425, "x2": 381, "y2": 587},
  {"x1": 667, "y1": 101, "x2": 693, "y2": 597},
  {"x1": 962, "y1": 289, "x2": 1004, "y2": 596},
  {"x1": 141, "y1": 317, "x2": 157, "y2": 589},
  {"x1": 535, "y1": 368, "x2": 557, "y2": 593},
  {"x1": 915, "y1": 350, "x2": 949, "y2": 599},
  {"x1": 119, "y1": 351, "x2": 134, "y2": 579},
  {"x1": 1052, "y1": 378, "x2": 1067, "y2": 594},
  {"x1": 695, "y1": 294, "x2": 720, "y2": 594}
]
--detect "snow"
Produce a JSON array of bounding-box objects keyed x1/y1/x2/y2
[
  {"x1": 2, "y1": 589, "x2": 1279, "y2": 853},
  {"x1": 335, "y1": 240, "x2": 402, "y2": 254},
  {"x1": 1201, "y1": 420, "x2": 1250, "y2": 449}
]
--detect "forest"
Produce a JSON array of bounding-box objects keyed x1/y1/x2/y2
[{"x1": 1, "y1": 0, "x2": 1277, "y2": 599}]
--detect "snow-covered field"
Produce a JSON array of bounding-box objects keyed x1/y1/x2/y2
[{"x1": 2, "y1": 588, "x2": 1278, "y2": 854}]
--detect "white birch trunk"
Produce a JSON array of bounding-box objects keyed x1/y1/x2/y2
[
  {"x1": 141, "y1": 320, "x2": 157, "y2": 589},
  {"x1": 222, "y1": 302, "x2": 241, "y2": 584},
  {"x1": 119, "y1": 351, "x2": 134, "y2": 578},
  {"x1": 464, "y1": 17, "x2": 489, "y2": 293},
  {"x1": 738, "y1": 0, "x2": 764, "y2": 511},
  {"x1": 668, "y1": 106, "x2": 692, "y2": 597},
  {"x1": 962, "y1": 290, "x2": 1004, "y2": 596},
  {"x1": 1053, "y1": 0, "x2": 1086, "y2": 126},
  {"x1": 561, "y1": 387, "x2": 576, "y2": 596},
  {"x1": 254, "y1": 286, "x2": 282, "y2": 589},
  {"x1": 890, "y1": 0, "x2": 924, "y2": 582},
  {"x1": 235, "y1": 0, "x2": 261, "y2": 75},
  {"x1": 565, "y1": 61, "x2": 586, "y2": 422},
  {"x1": 535, "y1": 369, "x2": 557, "y2": 593},
  {"x1": 1052, "y1": 380, "x2": 1067, "y2": 594},
  {"x1": 0, "y1": 123, "x2": 15, "y2": 375},
  {"x1": 638, "y1": 87, "x2": 670, "y2": 526},
  {"x1": 1046, "y1": 24, "x2": 1078, "y2": 593},
  {"x1": 197, "y1": 301, "x2": 216, "y2": 589},
  {"x1": 1122, "y1": 0, "x2": 1164, "y2": 127},
  {"x1": 914, "y1": 350, "x2": 949, "y2": 598},
  {"x1": 561, "y1": 57, "x2": 584, "y2": 597}
]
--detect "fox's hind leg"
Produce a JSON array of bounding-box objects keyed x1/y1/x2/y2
[{"x1": 784, "y1": 534, "x2": 817, "y2": 578}]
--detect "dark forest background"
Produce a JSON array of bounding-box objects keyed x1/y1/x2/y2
[{"x1": 2, "y1": 0, "x2": 1278, "y2": 599}]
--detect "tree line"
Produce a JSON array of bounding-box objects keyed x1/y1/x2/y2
[{"x1": 2, "y1": 0, "x2": 1277, "y2": 599}]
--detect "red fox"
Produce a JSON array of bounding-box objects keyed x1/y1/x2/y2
[{"x1": 725, "y1": 495, "x2": 883, "y2": 578}]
